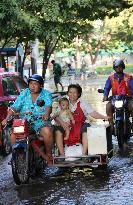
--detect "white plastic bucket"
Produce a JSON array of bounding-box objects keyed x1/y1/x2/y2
[{"x1": 87, "y1": 124, "x2": 107, "y2": 155}]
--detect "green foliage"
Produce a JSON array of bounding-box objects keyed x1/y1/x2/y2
[
  {"x1": 0, "y1": 0, "x2": 132, "y2": 46},
  {"x1": 96, "y1": 65, "x2": 113, "y2": 75},
  {"x1": 96, "y1": 64, "x2": 133, "y2": 75},
  {"x1": 0, "y1": 0, "x2": 19, "y2": 41},
  {"x1": 0, "y1": 0, "x2": 132, "y2": 77},
  {"x1": 105, "y1": 6, "x2": 133, "y2": 49}
]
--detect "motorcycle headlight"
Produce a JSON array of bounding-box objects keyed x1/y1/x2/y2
[
  {"x1": 114, "y1": 100, "x2": 123, "y2": 108},
  {"x1": 13, "y1": 126, "x2": 25, "y2": 133}
]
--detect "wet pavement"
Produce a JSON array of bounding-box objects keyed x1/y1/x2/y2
[{"x1": 0, "y1": 77, "x2": 133, "y2": 205}]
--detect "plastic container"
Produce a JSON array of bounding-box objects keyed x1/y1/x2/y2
[
  {"x1": 65, "y1": 143, "x2": 83, "y2": 161},
  {"x1": 87, "y1": 124, "x2": 108, "y2": 155}
]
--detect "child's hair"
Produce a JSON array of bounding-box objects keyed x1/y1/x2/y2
[{"x1": 59, "y1": 97, "x2": 69, "y2": 105}]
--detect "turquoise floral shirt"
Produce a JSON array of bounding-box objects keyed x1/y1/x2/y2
[{"x1": 11, "y1": 88, "x2": 53, "y2": 131}]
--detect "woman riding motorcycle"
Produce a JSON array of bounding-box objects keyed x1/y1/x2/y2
[{"x1": 2, "y1": 74, "x2": 53, "y2": 164}]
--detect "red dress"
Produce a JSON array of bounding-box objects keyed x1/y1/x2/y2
[{"x1": 64, "y1": 101, "x2": 86, "y2": 146}]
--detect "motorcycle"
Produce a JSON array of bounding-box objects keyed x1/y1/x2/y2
[
  {"x1": 112, "y1": 95, "x2": 132, "y2": 149},
  {"x1": 11, "y1": 112, "x2": 52, "y2": 185},
  {"x1": 1, "y1": 118, "x2": 12, "y2": 155},
  {"x1": 10, "y1": 91, "x2": 67, "y2": 185},
  {"x1": 98, "y1": 89, "x2": 132, "y2": 150}
]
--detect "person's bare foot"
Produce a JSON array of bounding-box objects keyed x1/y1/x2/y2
[{"x1": 47, "y1": 154, "x2": 53, "y2": 165}]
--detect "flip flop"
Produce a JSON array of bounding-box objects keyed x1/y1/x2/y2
[{"x1": 81, "y1": 155, "x2": 89, "y2": 162}]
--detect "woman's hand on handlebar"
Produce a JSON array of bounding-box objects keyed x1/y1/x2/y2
[
  {"x1": 42, "y1": 113, "x2": 50, "y2": 121},
  {"x1": 1, "y1": 119, "x2": 8, "y2": 126},
  {"x1": 1, "y1": 108, "x2": 17, "y2": 126},
  {"x1": 104, "y1": 116, "x2": 112, "y2": 121}
]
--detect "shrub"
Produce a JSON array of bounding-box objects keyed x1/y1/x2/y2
[{"x1": 96, "y1": 64, "x2": 133, "y2": 75}]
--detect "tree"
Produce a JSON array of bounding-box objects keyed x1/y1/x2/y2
[
  {"x1": 0, "y1": 0, "x2": 132, "y2": 77},
  {"x1": 105, "y1": 6, "x2": 133, "y2": 50},
  {"x1": 36, "y1": 0, "x2": 132, "y2": 77},
  {"x1": 69, "y1": 4, "x2": 133, "y2": 67},
  {"x1": 80, "y1": 20, "x2": 112, "y2": 65}
]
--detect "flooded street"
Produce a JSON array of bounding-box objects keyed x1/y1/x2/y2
[{"x1": 0, "y1": 77, "x2": 133, "y2": 205}]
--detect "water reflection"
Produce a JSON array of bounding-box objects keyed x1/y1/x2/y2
[
  {"x1": 16, "y1": 167, "x2": 111, "y2": 205},
  {"x1": 16, "y1": 159, "x2": 133, "y2": 205}
]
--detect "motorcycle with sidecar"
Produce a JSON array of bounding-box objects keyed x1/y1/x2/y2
[
  {"x1": 4, "y1": 90, "x2": 113, "y2": 185},
  {"x1": 10, "y1": 111, "x2": 113, "y2": 185}
]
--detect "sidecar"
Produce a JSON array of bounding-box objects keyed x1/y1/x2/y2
[{"x1": 51, "y1": 124, "x2": 113, "y2": 168}]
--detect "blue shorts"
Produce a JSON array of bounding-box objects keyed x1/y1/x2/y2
[{"x1": 54, "y1": 123, "x2": 91, "y2": 138}]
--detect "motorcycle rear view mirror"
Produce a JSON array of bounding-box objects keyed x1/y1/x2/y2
[
  {"x1": 8, "y1": 101, "x2": 15, "y2": 107},
  {"x1": 97, "y1": 89, "x2": 104, "y2": 93}
]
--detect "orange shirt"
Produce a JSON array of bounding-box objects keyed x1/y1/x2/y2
[{"x1": 109, "y1": 73, "x2": 131, "y2": 96}]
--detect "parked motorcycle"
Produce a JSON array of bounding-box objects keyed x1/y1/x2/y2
[
  {"x1": 0, "y1": 101, "x2": 14, "y2": 155},
  {"x1": 1, "y1": 118, "x2": 12, "y2": 155},
  {"x1": 98, "y1": 89, "x2": 132, "y2": 150}
]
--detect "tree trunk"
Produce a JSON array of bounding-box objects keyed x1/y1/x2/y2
[
  {"x1": 21, "y1": 42, "x2": 28, "y2": 71},
  {"x1": 42, "y1": 42, "x2": 51, "y2": 79},
  {"x1": 75, "y1": 35, "x2": 81, "y2": 69},
  {"x1": 31, "y1": 57, "x2": 37, "y2": 75},
  {"x1": 42, "y1": 59, "x2": 49, "y2": 79},
  {"x1": 0, "y1": 55, "x2": 6, "y2": 69},
  {"x1": 91, "y1": 55, "x2": 98, "y2": 65},
  {"x1": 42, "y1": 48, "x2": 49, "y2": 79},
  {"x1": 41, "y1": 37, "x2": 59, "y2": 79}
]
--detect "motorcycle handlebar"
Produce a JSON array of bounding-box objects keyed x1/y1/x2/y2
[
  {"x1": 103, "y1": 95, "x2": 131, "y2": 102},
  {"x1": 98, "y1": 88, "x2": 131, "y2": 101},
  {"x1": 12, "y1": 112, "x2": 52, "y2": 121},
  {"x1": 97, "y1": 89, "x2": 104, "y2": 93},
  {"x1": 13, "y1": 112, "x2": 32, "y2": 116},
  {"x1": 3, "y1": 112, "x2": 47, "y2": 129}
]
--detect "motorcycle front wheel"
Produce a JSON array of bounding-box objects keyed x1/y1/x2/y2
[
  {"x1": 115, "y1": 121, "x2": 124, "y2": 150},
  {"x1": 2, "y1": 127, "x2": 12, "y2": 156},
  {"x1": 11, "y1": 149, "x2": 29, "y2": 185},
  {"x1": 124, "y1": 118, "x2": 132, "y2": 142}
]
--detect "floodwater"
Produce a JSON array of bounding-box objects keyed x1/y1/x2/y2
[{"x1": 0, "y1": 77, "x2": 133, "y2": 205}]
